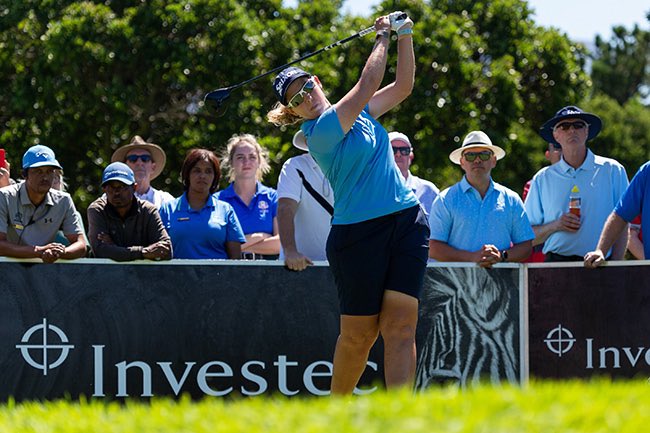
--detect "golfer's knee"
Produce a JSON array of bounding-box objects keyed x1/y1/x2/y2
[{"x1": 339, "y1": 328, "x2": 378, "y2": 351}]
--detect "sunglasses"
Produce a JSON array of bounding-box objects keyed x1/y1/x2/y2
[
  {"x1": 287, "y1": 78, "x2": 315, "y2": 108},
  {"x1": 125, "y1": 154, "x2": 152, "y2": 163},
  {"x1": 463, "y1": 151, "x2": 493, "y2": 162},
  {"x1": 392, "y1": 146, "x2": 411, "y2": 156},
  {"x1": 551, "y1": 142, "x2": 562, "y2": 150},
  {"x1": 554, "y1": 121, "x2": 588, "y2": 131}
]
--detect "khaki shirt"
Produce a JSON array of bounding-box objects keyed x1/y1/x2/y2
[{"x1": 0, "y1": 182, "x2": 84, "y2": 246}]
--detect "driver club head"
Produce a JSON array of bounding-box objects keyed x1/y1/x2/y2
[{"x1": 203, "y1": 88, "x2": 232, "y2": 112}]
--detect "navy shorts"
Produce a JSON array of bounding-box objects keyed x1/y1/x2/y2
[{"x1": 326, "y1": 204, "x2": 430, "y2": 316}]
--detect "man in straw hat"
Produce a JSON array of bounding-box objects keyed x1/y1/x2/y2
[
  {"x1": 428, "y1": 131, "x2": 534, "y2": 267},
  {"x1": 277, "y1": 130, "x2": 333, "y2": 271},
  {"x1": 112, "y1": 135, "x2": 174, "y2": 208},
  {"x1": 524, "y1": 106, "x2": 629, "y2": 262}
]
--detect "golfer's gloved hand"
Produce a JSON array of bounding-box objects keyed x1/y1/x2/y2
[{"x1": 389, "y1": 11, "x2": 413, "y2": 32}]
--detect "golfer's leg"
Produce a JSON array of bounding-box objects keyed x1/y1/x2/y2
[
  {"x1": 330, "y1": 314, "x2": 380, "y2": 395},
  {"x1": 379, "y1": 289, "x2": 419, "y2": 389}
]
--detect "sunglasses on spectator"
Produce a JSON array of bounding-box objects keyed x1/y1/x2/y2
[
  {"x1": 551, "y1": 142, "x2": 562, "y2": 150},
  {"x1": 463, "y1": 151, "x2": 493, "y2": 162},
  {"x1": 287, "y1": 78, "x2": 315, "y2": 108},
  {"x1": 554, "y1": 121, "x2": 588, "y2": 131},
  {"x1": 392, "y1": 146, "x2": 411, "y2": 156},
  {"x1": 126, "y1": 154, "x2": 152, "y2": 163}
]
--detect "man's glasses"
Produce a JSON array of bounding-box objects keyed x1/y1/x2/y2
[
  {"x1": 554, "y1": 121, "x2": 588, "y2": 131},
  {"x1": 287, "y1": 79, "x2": 315, "y2": 108},
  {"x1": 126, "y1": 154, "x2": 152, "y2": 163},
  {"x1": 463, "y1": 151, "x2": 493, "y2": 162},
  {"x1": 551, "y1": 142, "x2": 562, "y2": 150},
  {"x1": 392, "y1": 146, "x2": 411, "y2": 156}
]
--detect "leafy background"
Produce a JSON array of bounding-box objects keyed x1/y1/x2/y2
[{"x1": 1, "y1": 0, "x2": 648, "y2": 214}]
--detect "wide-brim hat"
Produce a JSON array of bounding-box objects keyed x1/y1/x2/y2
[
  {"x1": 449, "y1": 131, "x2": 505, "y2": 165},
  {"x1": 111, "y1": 135, "x2": 166, "y2": 180},
  {"x1": 539, "y1": 105, "x2": 602, "y2": 146},
  {"x1": 293, "y1": 130, "x2": 308, "y2": 151}
]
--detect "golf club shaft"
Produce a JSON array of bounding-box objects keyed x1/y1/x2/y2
[{"x1": 215, "y1": 25, "x2": 375, "y2": 93}]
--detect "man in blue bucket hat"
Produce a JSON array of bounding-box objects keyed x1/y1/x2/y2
[
  {"x1": 0, "y1": 145, "x2": 87, "y2": 262},
  {"x1": 87, "y1": 162, "x2": 171, "y2": 261},
  {"x1": 524, "y1": 106, "x2": 629, "y2": 262}
]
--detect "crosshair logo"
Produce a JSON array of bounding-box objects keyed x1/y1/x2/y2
[
  {"x1": 15, "y1": 318, "x2": 74, "y2": 376},
  {"x1": 544, "y1": 324, "x2": 576, "y2": 357}
]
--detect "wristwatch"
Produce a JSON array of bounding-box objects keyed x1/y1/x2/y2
[{"x1": 500, "y1": 249, "x2": 508, "y2": 262}]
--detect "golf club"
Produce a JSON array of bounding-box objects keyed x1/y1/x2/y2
[{"x1": 203, "y1": 13, "x2": 406, "y2": 112}]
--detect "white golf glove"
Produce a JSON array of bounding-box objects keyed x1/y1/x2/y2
[{"x1": 389, "y1": 11, "x2": 413, "y2": 32}]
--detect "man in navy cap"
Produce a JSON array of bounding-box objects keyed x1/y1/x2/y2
[
  {"x1": 524, "y1": 106, "x2": 629, "y2": 262},
  {"x1": 87, "y1": 162, "x2": 171, "y2": 261},
  {"x1": 0, "y1": 145, "x2": 87, "y2": 263}
]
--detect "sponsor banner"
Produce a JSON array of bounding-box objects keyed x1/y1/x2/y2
[
  {"x1": 0, "y1": 260, "x2": 521, "y2": 400},
  {"x1": 529, "y1": 264, "x2": 650, "y2": 379}
]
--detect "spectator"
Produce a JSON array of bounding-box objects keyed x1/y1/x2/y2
[
  {"x1": 525, "y1": 106, "x2": 629, "y2": 262},
  {"x1": 277, "y1": 130, "x2": 333, "y2": 271},
  {"x1": 111, "y1": 135, "x2": 174, "y2": 208},
  {"x1": 0, "y1": 161, "x2": 15, "y2": 188},
  {"x1": 218, "y1": 134, "x2": 280, "y2": 259},
  {"x1": 522, "y1": 142, "x2": 563, "y2": 201},
  {"x1": 0, "y1": 145, "x2": 86, "y2": 263},
  {"x1": 87, "y1": 162, "x2": 172, "y2": 262},
  {"x1": 388, "y1": 131, "x2": 439, "y2": 215},
  {"x1": 159, "y1": 149, "x2": 245, "y2": 259},
  {"x1": 584, "y1": 161, "x2": 650, "y2": 267},
  {"x1": 429, "y1": 131, "x2": 534, "y2": 266},
  {"x1": 522, "y1": 142, "x2": 563, "y2": 263}
]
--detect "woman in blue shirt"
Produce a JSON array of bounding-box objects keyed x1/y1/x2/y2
[
  {"x1": 267, "y1": 13, "x2": 429, "y2": 394},
  {"x1": 159, "y1": 149, "x2": 245, "y2": 259},
  {"x1": 218, "y1": 134, "x2": 280, "y2": 259}
]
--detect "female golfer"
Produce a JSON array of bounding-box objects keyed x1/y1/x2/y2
[{"x1": 268, "y1": 13, "x2": 429, "y2": 394}]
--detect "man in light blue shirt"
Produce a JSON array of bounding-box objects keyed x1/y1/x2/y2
[
  {"x1": 524, "y1": 106, "x2": 629, "y2": 262},
  {"x1": 429, "y1": 131, "x2": 534, "y2": 267}
]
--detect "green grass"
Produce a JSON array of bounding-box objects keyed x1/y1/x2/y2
[{"x1": 1, "y1": 380, "x2": 648, "y2": 432}]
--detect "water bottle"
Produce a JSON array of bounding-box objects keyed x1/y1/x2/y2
[{"x1": 569, "y1": 185, "x2": 581, "y2": 217}]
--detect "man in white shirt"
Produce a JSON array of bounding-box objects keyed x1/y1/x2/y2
[
  {"x1": 277, "y1": 131, "x2": 333, "y2": 271},
  {"x1": 389, "y1": 131, "x2": 439, "y2": 215},
  {"x1": 111, "y1": 135, "x2": 174, "y2": 208}
]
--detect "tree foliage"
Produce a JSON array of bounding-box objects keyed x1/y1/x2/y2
[
  {"x1": 0, "y1": 0, "x2": 647, "y2": 216},
  {"x1": 591, "y1": 13, "x2": 650, "y2": 105}
]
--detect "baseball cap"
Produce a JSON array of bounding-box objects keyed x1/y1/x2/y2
[
  {"x1": 22, "y1": 145, "x2": 62, "y2": 170},
  {"x1": 101, "y1": 162, "x2": 135, "y2": 186},
  {"x1": 273, "y1": 67, "x2": 311, "y2": 106}
]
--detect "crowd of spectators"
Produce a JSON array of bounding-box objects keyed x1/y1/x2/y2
[{"x1": 0, "y1": 105, "x2": 647, "y2": 267}]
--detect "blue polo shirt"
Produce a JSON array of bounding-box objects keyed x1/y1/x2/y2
[
  {"x1": 217, "y1": 182, "x2": 277, "y2": 235},
  {"x1": 159, "y1": 193, "x2": 245, "y2": 259},
  {"x1": 303, "y1": 105, "x2": 418, "y2": 225},
  {"x1": 429, "y1": 176, "x2": 534, "y2": 251},
  {"x1": 614, "y1": 161, "x2": 650, "y2": 258},
  {"x1": 524, "y1": 150, "x2": 628, "y2": 256}
]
